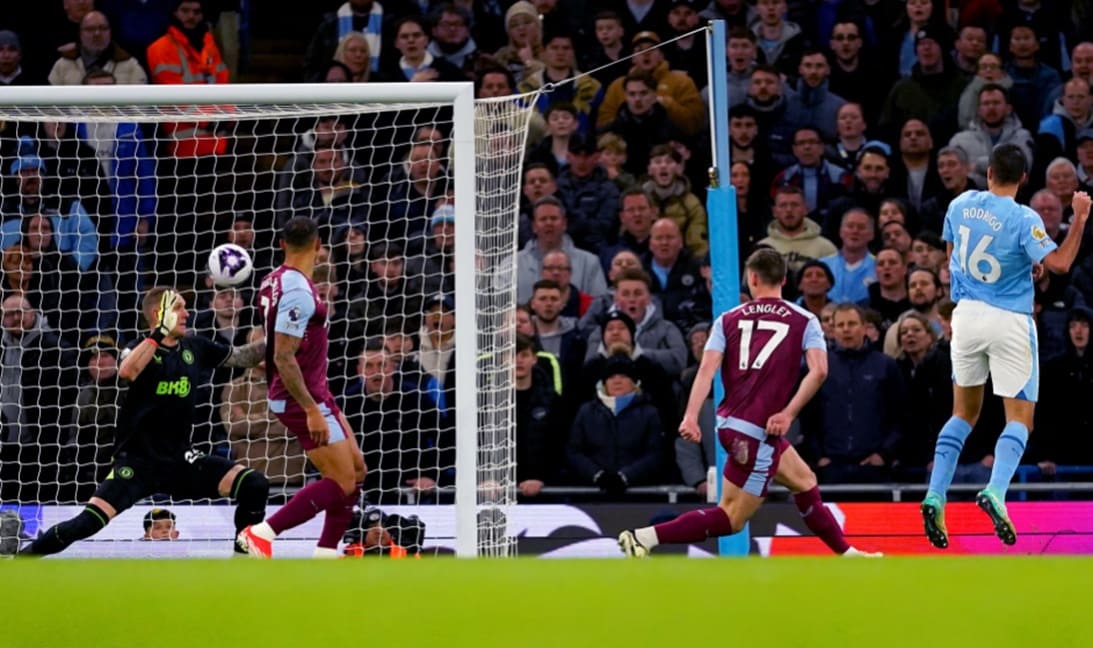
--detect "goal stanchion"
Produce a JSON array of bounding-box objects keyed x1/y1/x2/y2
[{"x1": 0, "y1": 83, "x2": 533, "y2": 557}]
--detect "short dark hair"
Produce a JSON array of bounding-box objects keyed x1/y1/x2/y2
[
  {"x1": 282, "y1": 217, "x2": 319, "y2": 250},
  {"x1": 833, "y1": 302, "x2": 864, "y2": 322},
  {"x1": 978, "y1": 82, "x2": 1009, "y2": 103},
  {"x1": 523, "y1": 162, "x2": 554, "y2": 179},
  {"x1": 532, "y1": 278, "x2": 563, "y2": 294},
  {"x1": 544, "y1": 101, "x2": 578, "y2": 119},
  {"x1": 745, "y1": 248, "x2": 787, "y2": 286},
  {"x1": 619, "y1": 186, "x2": 654, "y2": 206},
  {"x1": 648, "y1": 144, "x2": 681, "y2": 163},
  {"x1": 532, "y1": 195, "x2": 565, "y2": 218},
  {"x1": 516, "y1": 332, "x2": 535, "y2": 354},
  {"x1": 624, "y1": 70, "x2": 657, "y2": 91},
  {"x1": 774, "y1": 184, "x2": 805, "y2": 200},
  {"x1": 728, "y1": 26, "x2": 756, "y2": 43},
  {"x1": 910, "y1": 266, "x2": 942, "y2": 290},
  {"x1": 613, "y1": 267, "x2": 652, "y2": 289},
  {"x1": 474, "y1": 63, "x2": 515, "y2": 94},
  {"x1": 142, "y1": 508, "x2": 175, "y2": 532},
  {"x1": 593, "y1": 10, "x2": 622, "y2": 25},
  {"x1": 751, "y1": 63, "x2": 780, "y2": 78},
  {"x1": 989, "y1": 143, "x2": 1027, "y2": 185}
]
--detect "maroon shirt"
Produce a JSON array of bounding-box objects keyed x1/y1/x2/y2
[{"x1": 258, "y1": 265, "x2": 333, "y2": 409}]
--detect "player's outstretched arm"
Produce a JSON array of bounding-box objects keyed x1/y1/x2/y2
[
  {"x1": 224, "y1": 340, "x2": 266, "y2": 368},
  {"x1": 272, "y1": 332, "x2": 327, "y2": 445},
  {"x1": 118, "y1": 290, "x2": 181, "y2": 381},
  {"x1": 118, "y1": 339, "x2": 157, "y2": 382},
  {"x1": 767, "y1": 348, "x2": 828, "y2": 436},
  {"x1": 1043, "y1": 191, "x2": 1091, "y2": 274},
  {"x1": 679, "y1": 349, "x2": 722, "y2": 442}
]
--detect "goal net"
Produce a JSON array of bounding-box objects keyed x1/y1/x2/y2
[{"x1": 0, "y1": 83, "x2": 532, "y2": 557}]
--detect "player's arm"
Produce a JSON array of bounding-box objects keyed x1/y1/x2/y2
[
  {"x1": 1042, "y1": 191, "x2": 1090, "y2": 274},
  {"x1": 272, "y1": 332, "x2": 327, "y2": 445},
  {"x1": 767, "y1": 348, "x2": 828, "y2": 436},
  {"x1": 117, "y1": 339, "x2": 158, "y2": 382},
  {"x1": 679, "y1": 348, "x2": 723, "y2": 443},
  {"x1": 223, "y1": 339, "x2": 266, "y2": 368},
  {"x1": 118, "y1": 289, "x2": 180, "y2": 382}
]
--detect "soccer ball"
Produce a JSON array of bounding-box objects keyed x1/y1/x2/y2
[{"x1": 207, "y1": 243, "x2": 253, "y2": 287}]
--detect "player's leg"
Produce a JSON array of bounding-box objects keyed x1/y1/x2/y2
[
  {"x1": 620, "y1": 430, "x2": 771, "y2": 557},
  {"x1": 21, "y1": 464, "x2": 146, "y2": 556},
  {"x1": 175, "y1": 455, "x2": 270, "y2": 555},
  {"x1": 312, "y1": 411, "x2": 365, "y2": 558},
  {"x1": 774, "y1": 444, "x2": 878, "y2": 556},
  {"x1": 975, "y1": 314, "x2": 1039, "y2": 545}
]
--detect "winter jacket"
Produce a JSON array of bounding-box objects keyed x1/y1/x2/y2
[
  {"x1": 757, "y1": 218, "x2": 838, "y2": 280},
  {"x1": 577, "y1": 291, "x2": 665, "y2": 337},
  {"x1": 580, "y1": 347, "x2": 679, "y2": 435},
  {"x1": 522, "y1": 69, "x2": 604, "y2": 134},
  {"x1": 275, "y1": 164, "x2": 371, "y2": 233},
  {"x1": 806, "y1": 344, "x2": 905, "y2": 463},
  {"x1": 1005, "y1": 61, "x2": 1063, "y2": 133},
  {"x1": 947, "y1": 113, "x2": 1035, "y2": 187},
  {"x1": 0, "y1": 314, "x2": 79, "y2": 447},
  {"x1": 516, "y1": 365, "x2": 563, "y2": 483},
  {"x1": 894, "y1": 345, "x2": 953, "y2": 468},
  {"x1": 557, "y1": 166, "x2": 621, "y2": 252},
  {"x1": 596, "y1": 60, "x2": 705, "y2": 136},
  {"x1": 770, "y1": 161, "x2": 852, "y2": 218},
  {"x1": 644, "y1": 251, "x2": 706, "y2": 328},
  {"x1": 48, "y1": 43, "x2": 148, "y2": 86},
  {"x1": 880, "y1": 63, "x2": 966, "y2": 135},
  {"x1": 517, "y1": 235, "x2": 608, "y2": 303},
  {"x1": 1037, "y1": 101, "x2": 1093, "y2": 172},
  {"x1": 751, "y1": 20, "x2": 805, "y2": 80},
  {"x1": 747, "y1": 91, "x2": 797, "y2": 170},
  {"x1": 674, "y1": 365, "x2": 715, "y2": 487},
  {"x1": 784, "y1": 79, "x2": 847, "y2": 142},
  {"x1": 567, "y1": 388, "x2": 663, "y2": 485},
  {"x1": 642, "y1": 177, "x2": 708, "y2": 257},
  {"x1": 303, "y1": 1, "x2": 384, "y2": 81},
  {"x1": 1035, "y1": 319, "x2": 1093, "y2": 465},
  {"x1": 147, "y1": 24, "x2": 229, "y2": 157},
  {"x1": 0, "y1": 199, "x2": 99, "y2": 273},
  {"x1": 600, "y1": 103, "x2": 685, "y2": 176},
  {"x1": 75, "y1": 121, "x2": 157, "y2": 249},
  {"x1": 958, "y1": 74, "x2": 1013, "y2": 130},
  {"x1": 584, "y1": 303, "x2": 688, "y2": 376}
]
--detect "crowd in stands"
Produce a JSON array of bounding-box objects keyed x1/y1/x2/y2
[{"x1": 2, "y1": 0, "x2": 1093, "y2": 505}]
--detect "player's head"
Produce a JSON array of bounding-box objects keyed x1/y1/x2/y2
[
  {"x1": 987, "y1": 143, "x2": 1027, "y2": 187},
  {"x1": 744, "y1": 248, "x2": 787, "y2": 293},
  {"x1": 281, "y1": 217, "x2": 320, "y2": 254},
  {"x1": 142, "y1": 508, "x2": 179, "y2": 541},
  {"x1": 141, "y1": 286, "x2": 188, "y2": 337}
]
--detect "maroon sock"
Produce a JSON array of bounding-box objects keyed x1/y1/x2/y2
[
  {"x1": 793, "y1": 487, "x2": 851, "y2": 554},
  {"x1": 317, "y1": 489, "x2": 359, "y2": 549},
  {"x1": 653, "y1": 507, "x2": 734, "y2": 544},
  {"x1": 266, "y1": 478, "x2": 344, "y2": 535}
]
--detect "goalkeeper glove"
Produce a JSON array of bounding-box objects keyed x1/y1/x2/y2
[{"x1": 150, "y1": 289, "x2": 181, "y2": 343}]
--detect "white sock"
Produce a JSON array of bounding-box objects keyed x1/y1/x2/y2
[
  {"x1": 250, "y1": 522, "x2": 276, "y2": 541},
  {"x1": 313, "y1": 547, "x2": 340, "y2": 559},
  {"x1": 635, "y1": 526, "x2": 659, "y2": 549}
]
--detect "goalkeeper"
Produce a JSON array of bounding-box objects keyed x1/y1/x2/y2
[{"x1": 21, "y1": 287, "x2": 271, "y2": 557}]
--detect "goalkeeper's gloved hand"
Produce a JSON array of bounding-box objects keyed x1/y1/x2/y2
[{"x1": 150, "y1": 289, "x2": 181, "y2": 343}]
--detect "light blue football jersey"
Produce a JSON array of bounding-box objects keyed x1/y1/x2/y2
[{"x1": 942, "y1": 190, "x2": 1057, "y2": 314}]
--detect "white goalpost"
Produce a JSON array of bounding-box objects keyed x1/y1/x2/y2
[{"x1": 0, "y1": 83, "x2": 533, "y2": 557}]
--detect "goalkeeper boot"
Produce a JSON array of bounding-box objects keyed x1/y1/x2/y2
[
  {"x1": 237, "y1": 525, "x2": 273, "y2": 558},
  {"x1": 975, "y1": 487, "x2": 1017, "y2": 546},
  {"x1": 617, "y1": 530, "x2": 649, "y2": 558},
  {"x1": 920, "y1": 492, "x2": 949, "y2": 549}
]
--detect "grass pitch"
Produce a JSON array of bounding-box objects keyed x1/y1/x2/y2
[{"x1": 3, "y1": 557, "x2": 1091, "y2": 647}]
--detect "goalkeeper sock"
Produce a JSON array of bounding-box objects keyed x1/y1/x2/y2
[
  {"x1": 232, "y1": 469, "x2": 269, "y2": 554},
  {"x1": 927, "y1": 416, "x2": 973, "y2": 501},
  {"x1": 649, "y1": 507, "x2": 734, "y2": 545},
  {"x1": 793, "y1": 487, "x2": 850, "y2": 555},
  {"x1": 317, "y1": 489, "x2": 359, "y2": 550},
  {"x1": 266, "y1": 477, "x2": 344, "y2": 535},
  {"x1": 23, "y1": 504, "x2": 109, "y2": 556},
  {"x1": 988, "y1": 421, "x2": 1029, "y2": 498}
]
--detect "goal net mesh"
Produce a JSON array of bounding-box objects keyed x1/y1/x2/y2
[{"x1": 0, "y1": 91, "x2": 532, "y2": 557}]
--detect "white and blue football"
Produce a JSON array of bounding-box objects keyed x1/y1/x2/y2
[{"x1": 207, "y1": 243, "x2": 254, "y2": 287}]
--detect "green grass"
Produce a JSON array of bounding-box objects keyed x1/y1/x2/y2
[{"x1": 3, "y1": 558, "x2": 1091, "y2": 647}]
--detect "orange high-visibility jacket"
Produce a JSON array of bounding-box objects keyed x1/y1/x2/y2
[{"x1": 147, "y1": 26, "x2": 229, "y2": 157}]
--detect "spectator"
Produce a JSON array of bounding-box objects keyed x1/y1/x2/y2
[
  {"x1": 1005, "y1": 24, "x2": 1063, "y2": 133},
  {"x1": 376, "y1": 141, "x2": 450, "y2": 254},
  {"x1": 20, "y1": 215, "x2": 102, "y2": 348},
  {"x1": 540, "y1": 250, "x2": 593, "y2": 318},
  {"x1": 664, "y1": 0, "x2": 708, "y2": 88},
  {"x1": 98, "y1": 0, "x2": 175, "y2": 72},
  {"x1": 951, "y1": 25, "x2": 987, "y2": 77},
  {"x1": 0, "y1": 293, "x2": 79, "y2": 503},
  {"x1": 1034, "y1": 306, "x2": 1093, "y2": 471},
  {"x1": 71, "y1": 334, "x2": 120, "y2": 499},
  {"x1": 820, "y1": 208, "x2": 876, "y2": 304},
  {"x1": 526, "y1": 102, "x2": 578, "y2": 179},
  {"x1": 1045, "y1": 157, "x2": 1080, "y2": 216},
  {"x1": 404, "y1": 203, "x2": 455, "y2": 298},
  {"x1": 141, "y1": 508, "x2": 179, "y2": 541},
  {"x1": 427, "y1": 4, "x2": 479, "y2": 78},
  {"x1": 603, "y1": 69, "x2": 688, "y2": 176},
  {"x1": 586, "y1": 249, "x2": 647, "y2": 325},
  {"x1": 806, "y1": 303, "x2": 905, "y2": 484},
  {"x1": 882, "y1": 267, "x2": 944, "y2": 356},
  {"x1": 417, "y1": 294, "x2": 456, "y2": 408},
  {"x1": 517, "y1": 196, "x2": 608, "y2": 303},
  {"x1": 596, "y1": 31, "x2": 705, "y2": 136},
  {"x1": 556, "y1": 134, "x2": 620, "y2": 252},
  {"x1": 920, "y1": 146, "x2": 977, "y2": 233},
  {"x1": 643, "y1": 145, "x2": 707, "y2": 256},
  {"x1": 728, "y1": 104, "x2": 771, "y2": 186},
  {"x1": 33, "y1": 121, "x2": 107, "y2": 219},
  {"x1": 751, "y1": 0, "x2": 804, "y2": 79},
  {"x1": 880, "y1": 220, "x2": 914, "y2": 263},
  {"x1": 644, "y1": 218, "x2": 703, "y2": 326},
  {"x1": 333, "y1": 32, "x2": 372, "y2": 82},
  {"x1": 827, "y1": 20, "x2": 884, "y2": 124},
  {"x1": 0, "y1": 30, "x2": 39, "y2": 86},
  {"x1": 221, "y1": 327, "x2": 306, "y2": 487},
  {"x1": 529, "y1": 279, "x2": 587, "y2": 386},
  {"x1": 344, "y1": 339, "x2": 446, "y2": 505},
  {"x1": 724, "y1": 26, "x2": 760, "y2": 108},
  {"x1": 948, "y1": 84, "x2": 1035, "y2": 188},
  {"x1": 731, "y1": 160, "x2": 770, "y2": 261},
  {"x1": 879, "y1": 25, "x2": 966, "y2": 138},
  {"x1": 582, "y1": 267, "x2": 688, "y2": 375},
  {"x1": 1042, "y1": 41, "x2": 1093, "y2": 111},
  {"x1": 745, "y1": 64, "x2": 795, "y2": 169},
  {"x1": 1037, "y1": 77, "x2": 1093, "y2": 170},
  {"x1": 379, "y1": 16, "x2": 466, "y2": 82},
  {"x1": 278, "y1": 146, "x2": 368, "y2": 233},
  {"x1": 826, "y1": 102, "x2": 869, "y2": 171},
  {"x1": 1078, "y1": 130, "x2": 1093, "y2": 190},
  {"x1": 1029, "y1": 189, "x2": 1067, "y2": 247},
  {"x1": 48, "y1": 11, "x2": 147, "y2": 86},
  {"x1": 910, "y1": 230, "x2": 946, "y2": 272},
  {"x1": 758, "y1": 185, "x2": 838, "y2": 291},
  {"x1": 889, "y1": 118, "x2": 944, "y2": 211},
  {"x1": 597, "y1": 133, "x2": 637, "y2": 192},
  {"x1": 770, "y1": 126, "x2": 852, "y2": 219},
  {"x1": 1034, "y1": 257, "x2": 1086, "y2": 362},
  {"x1": 567, "y1": 352, "x2": 664, "y2": 494},
  {"x1": 514, "y1": 333, "x2": 564, "y2": 497},
  {"x1": 304, "y1": 0, "x2": 384, "y2": 81},
  {"x1": 889, "y1": 0, "x2": 946, "y2": 79},
  {"x1": 892, "y1": 311, "x2": 953, "y2": 476},
  {"x1": 784, "y1": 50, "x2": 847, "y2": 142},
  {"x1": 518, "y1": 163, "x2": 558, "y2": 246},
  {"x1": 957, "y1": 52, "x2": 1012, "y2": 132},
  {"x1": 520, "y1": 32, "x2": 603, "y2": 133},
  {"x1": 492, "y1": 1, "x2": 544, "y2": 86},
  {"x1": 674, "y1": 322, "x2": 716, "y2": 495},
  {"x1": 796, "y1": 259, "x2": 834, "y2": 319},
  {"x1": 582, "y1": 11, "x2": 628, "y2": 89},
  {"x1": 824, "y1": 144, "x2": 894, "y2": 243},
  {"x1": 349, "y1": 241, "x2": 425, "y2": 339}
]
